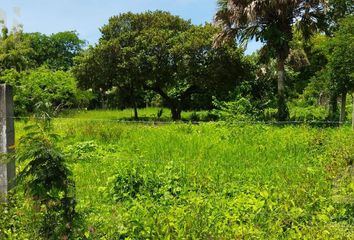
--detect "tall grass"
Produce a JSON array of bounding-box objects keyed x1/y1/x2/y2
[
  {"x1": 12, "y1": 115, "x2": 354, "y2": 239},
  {"x1": 61, "y1": 108, "x2": 213, "y2": 122}
]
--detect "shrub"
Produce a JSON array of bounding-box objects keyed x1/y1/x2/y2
[
  {"x1": 16, "y1": 117, "x2": 77, "y2": 239},
  {"x1": 109, "y1": 164, "x2": 187, "y2": 203},
  {"x1": 189, "y1": 111, "x2": 200, "y2": 122},
  {"x1": 289, "y1": 102, "x2": 328, "y2": 122},
  {"x1": 0, "y1": 193, "x2": 37, "y2": 239},
  {"x1": 213, "y1": 97, "x2": 257, "y2": 121},
  {"x1": 0, "y1": 67, "x2": 92, "y2": 115},
  {"x1": 64, "y1": 141, "x2": 98, "y2": 162},
  {"x1": 156, "y1": 108, "x2": 164, "y2": 120}
]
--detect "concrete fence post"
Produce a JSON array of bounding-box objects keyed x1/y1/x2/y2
[{"x1": 0, "y1": 84, "x2": 15, "y2": 201}]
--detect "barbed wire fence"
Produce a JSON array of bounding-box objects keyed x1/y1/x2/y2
[{"x1": 0, "y1": 116, "x2": 351, "y2": 127}]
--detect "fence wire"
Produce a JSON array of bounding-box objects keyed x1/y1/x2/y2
[{"x1": 0, "y1": 116, "x2": 350, "y2": 126}]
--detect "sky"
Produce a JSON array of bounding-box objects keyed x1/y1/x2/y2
[{"x1": 0, "y1": 0, "x2": 262, "y2": 54}]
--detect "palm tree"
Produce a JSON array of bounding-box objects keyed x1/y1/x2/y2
[{"x1": 215, "y1": 0, "x2": 326, "y2": 121}]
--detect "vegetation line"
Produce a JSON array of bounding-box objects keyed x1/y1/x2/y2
[{"x1": 5, "y1": 116, "x2": 351, "y2": 125}]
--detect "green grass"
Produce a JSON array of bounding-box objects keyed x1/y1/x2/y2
[
  {"x1": 62, "y1": 108, "x2": 212, "y2": 122},
  {"x1": 10, "y1": 113, "x2": 354, "y2": 239}
]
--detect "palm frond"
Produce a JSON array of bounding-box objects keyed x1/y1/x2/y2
[{"x1": 214, "y1": 0, "x2": 327, "y2": 53}]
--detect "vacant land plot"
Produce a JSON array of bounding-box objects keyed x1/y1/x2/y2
[{"x1": 11, "y1": 114, "x2": 354, "y2": 239}]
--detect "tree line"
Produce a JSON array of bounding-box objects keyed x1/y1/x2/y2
[{"x1": 0, "y1": 0, "x2": 353, "y2": 122}]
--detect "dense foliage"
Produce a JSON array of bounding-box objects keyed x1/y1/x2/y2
[
  {"x1": 0, "y1": 24, "x2": 34, "y2": 72},
  {"x1": 16, "y1": 117, "x2": 77, "y2": 239},
  {"x1": 215, "y1": 0, "x2": 327, "y2": 121},
  {"x1": 73, "y1": 11, "x2": 252, "y2": 120},
  {"x1": 0, "y1": 67, "x2": 91, "y2": 115},
  {"x1": 25, "y1": 31, "x2": 85, "y2": 70},
  {"x1": 0, "y1": 24, "x2": 87, "y2": 115}
]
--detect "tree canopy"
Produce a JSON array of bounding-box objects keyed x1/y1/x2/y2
[
  {"x1": 74, "y1": 11, "x2": 251, "y2": 120},
  {"x1": 25, "y1": 31, "x2": 85, "y2": 70},
  {"x1": 0, "y1": 25, "x2": 34, "y2": 72}
]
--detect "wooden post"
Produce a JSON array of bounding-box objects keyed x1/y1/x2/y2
[{"x1": 0, "y1": 84, "x2": 15, "y2": 200}]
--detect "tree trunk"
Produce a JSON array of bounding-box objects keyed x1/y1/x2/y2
[
  {"x1": 171, "y1": 107, "x2": 182, "y2": 121},
  {"x1": 130, "y1": 83, "x2": 138, "y2": 120},
  {"x1": 133, "y1": 103, "x2": 138, "y2": 121},
  {"x1": 340, "y1": 92, "x2": 347, "y2": 123},
  {"x1": 352, "y1": 95, "x2": 354, "y2": 131},
  {"x1": 277, "y1": 58, "x2": 289, "y2": 121},
  {"x1": 329, "y1": 92, "x2": 338, "y2": 120},
  {"x1": 142, "y1": 85, "x2": 198, "y2": 122}
]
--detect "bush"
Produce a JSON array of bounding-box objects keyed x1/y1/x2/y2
[
  {"x1": 16, "y1": 117, "x2": 77, "y2": 239},
  {"x1": 289, "y1": 102, "x2": 328, "y2": 122},
  {"x1": 263, "y1": 107, "x2": 278, "y2": 121},
  {"x1": 109, "y1": 164, "x2": 186, "y2": 203},
  {"x1": 189, "y1": 111, "x2": 200, "y2": 122},
  {"x1": 212, "y1": 97, "x2": 257, "y2": 121},
  {"x1": 0, "y1": 193, "x2": 37, "y2": 239},
  {"x1": 109, "y1": 180, "x2": 353, "y2": 239},
  {"x1": 0, "y1": 67, "x2": 92, "y2": 115}
]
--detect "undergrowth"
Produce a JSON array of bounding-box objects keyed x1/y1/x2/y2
[{"x1": 1, "y1": 117, "x2": 353, "y2": 239}]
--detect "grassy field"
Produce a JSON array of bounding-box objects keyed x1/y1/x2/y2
[
  {"x1": 61, "y1": 108, "x2": 213, "y2": 122},
  {"x1": 10, "y1": 111, "x2": 354, "y2": 239}
]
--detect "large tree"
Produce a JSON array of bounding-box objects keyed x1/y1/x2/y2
[
  {"x1": 215, "y1": 0, "x2": 327, "y2": 121},
  {"x1": 135, "y1": 23, "x2": 246, "y2": 120},
  {"x1": 0, "y1": 23, "x2": 84, "y2": 73},
  {"x1": 325, "y1": 16, "x2": 354, "y2": 123},
  {"x1": 321, "y1": 0, "x2": 354, "y2": 118},
  {"x1": 73, "y1": 34, "x2": 146, "y2": 118},
  {"x1": 74, "y1": 11, "x2": 248, "y2": 120},
  {"x1": 98, "y1": 11, "x2": 192, "y2": 120},
  {"x1": 26, "y1": 31, "x2": 85, "y2": 70},
  {"x1": 0, "y1": 24, "x2": 35, "y2": 72}
]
